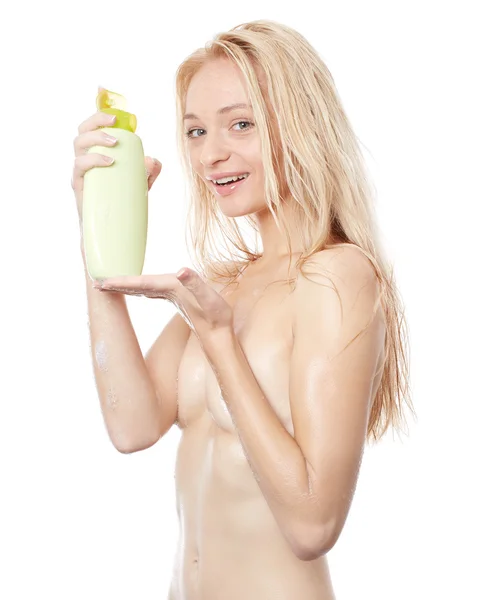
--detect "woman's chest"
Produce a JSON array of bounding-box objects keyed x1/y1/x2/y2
[{"x1": 176, "y1": 275, "x2": 296, "y2": 435}]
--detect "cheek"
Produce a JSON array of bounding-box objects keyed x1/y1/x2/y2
[
  {"x1": 245, "y1": 144, "x2": 264, "y2": 178},
  {"x1": 188, "y1": 149, "x2": 205, "y2": 180},
  {"x1": 187, "y1": 146, "x2": 200, "y2": 168}
]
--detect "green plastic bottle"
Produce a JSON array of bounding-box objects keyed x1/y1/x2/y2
[{"x1": 82, "y1": 89, "x2": 148, "y2": 280}]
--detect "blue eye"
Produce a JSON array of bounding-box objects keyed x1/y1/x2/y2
[
  {"x1": 233, "y1": 121, "x2": 254, "y2": 131},
  {"x1": 186, "y1": 128, "x2": 205, "y2": 138},
  {"x1": 185, "y1": 121, "x2": 254, "y2": 138}
]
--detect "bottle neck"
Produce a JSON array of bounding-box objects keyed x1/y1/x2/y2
[{"x1": 101, "y1": 107, "x2": 137, "y2": 132}]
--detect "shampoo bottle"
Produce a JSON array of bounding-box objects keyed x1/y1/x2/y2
[{"x1": 82, "y1": 89, "x2": 148, "y2": 280}]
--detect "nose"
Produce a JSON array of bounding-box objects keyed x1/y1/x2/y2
[{"x1": 199, "y1": 130, "x2": 230, "y2": 168}]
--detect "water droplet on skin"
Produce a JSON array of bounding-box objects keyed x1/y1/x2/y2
[
  {"x1": 107, "y1": 386, "x2": 118, "y2": 409},
  {"x1": 95, "y1": 340, "x2": 108, "y2": 372}
]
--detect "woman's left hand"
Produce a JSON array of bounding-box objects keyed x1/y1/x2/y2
[{"x1": 93, "y1": 267, "x2": 233, "y2": 343}]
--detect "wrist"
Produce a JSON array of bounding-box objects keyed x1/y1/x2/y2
[
  {"x1": 79, "y1": 241, "x2": 91, "y2": 280},
  {"x1": 80, "y1": 240, "x2": 86, "y2": 264},
  {"x1": 202, "y1": 326, "x2": 237, "y2": 361}
]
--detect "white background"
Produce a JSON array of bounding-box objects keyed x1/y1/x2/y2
[{"x1": 1, "y1": 1, "x2": 492, "y2": 598}]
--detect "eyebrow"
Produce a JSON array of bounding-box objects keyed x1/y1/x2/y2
[{"x1": 183, "y1": 103, "x2": 252, "y2": 121}]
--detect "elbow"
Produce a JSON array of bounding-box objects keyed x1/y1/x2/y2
[
  {"x1": 112, "y1": 432, "x2": 159, "y2": 455},
  {"x1": 115, "y1": 442, "x2": 137, "y2": 454},
  {"x1": 290, "y1": 520, "x2": 340, "y2": 562}
]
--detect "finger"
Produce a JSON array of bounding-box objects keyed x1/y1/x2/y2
[
  {"x1": 97, "y1": 288, "x2": 145, "y2": 297},
  {"x1": 96, "y1": 273, "x2": 179, "y2": 293},
  {"x1": 176, "y1": 269, "x2": 217, "y2": 307},
  {"x1": 74, "y1": 128, "x2": 118, "y2": 157},
  {"x1": 145, "y1": 157, "x2": 162, "y2": 191},
  {"x1": 72, "y1": 153, "x2": 115, "y2": 192},
  {"x1": 77, "y1": 111, "x2": 116, "y2": 135}
]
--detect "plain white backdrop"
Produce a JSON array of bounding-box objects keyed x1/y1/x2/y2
[{"x1": 1, "y1": 1, "x2": 492, "y2": 598}]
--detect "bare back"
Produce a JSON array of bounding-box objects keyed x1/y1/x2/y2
[{"x1": 167, "y1": 257, "x2": 343, "y2": 600}]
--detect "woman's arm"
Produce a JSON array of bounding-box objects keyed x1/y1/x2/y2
[
  {"x1": 202, "y1": 246, "x2": 385, "y2": 560},
  {"x1": 81, "y1": 245, "x2": 182, "y2": 453}
]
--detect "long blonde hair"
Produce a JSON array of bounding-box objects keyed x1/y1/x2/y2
[{"x1": 175, "y1": 19, "x2": 415, "y2": 443}]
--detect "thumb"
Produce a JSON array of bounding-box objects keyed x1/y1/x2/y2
[
  {"x1": 145, "y1": 157, "x2": 162, "y2": 191},
  {"x1": 176, "y1": 268, "x2": 212, "y2": 303}
]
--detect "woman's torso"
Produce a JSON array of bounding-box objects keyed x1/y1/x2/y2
[{"x1": 168, "y1": 255, "x2": 351, "y2": 599}]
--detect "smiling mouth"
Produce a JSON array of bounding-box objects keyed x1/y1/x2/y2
[
  {"x1": 209, "y1": 173, "x2": 250, "y2": 196},
  {"x1": 212, "y1": 174, "x2": 250, "y2": 186}
]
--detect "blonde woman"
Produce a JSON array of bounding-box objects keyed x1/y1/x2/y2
[{"x1": 72, "y1": 19, "x2": 414, "y2": 600}]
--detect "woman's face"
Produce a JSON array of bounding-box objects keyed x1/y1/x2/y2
[{"x1": 184, "y1": 58, "x2": 268, "y2": 218}]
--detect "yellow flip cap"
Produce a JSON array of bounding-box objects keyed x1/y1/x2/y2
[{"x1": 97, "y1": 88, "x2": 137, "y2": 133}]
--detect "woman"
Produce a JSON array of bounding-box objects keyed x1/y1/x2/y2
[{"x1": 72, "y1": 19, "x2": 414, "y2": 600}]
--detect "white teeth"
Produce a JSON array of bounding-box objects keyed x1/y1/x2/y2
[{"x1": 213, "y1": 174, "x2": 248, "y2": 184}]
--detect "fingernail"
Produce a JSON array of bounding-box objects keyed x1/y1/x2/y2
[
  {"x1": 103, "y1": 156, "x2": 115, "y2": 164},
  {"x1": 104, "y1": 134, "x2": 118, "y2": 144}
]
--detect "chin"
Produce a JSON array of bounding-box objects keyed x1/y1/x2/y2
[
  {"x1": 218, "y1": 205, "x2": 255, "y2": 218},
  {"x1": 216, "y1": 196, "x2": 267, "y2": 219}
]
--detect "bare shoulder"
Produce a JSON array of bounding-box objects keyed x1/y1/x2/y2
[
  {"x1": 292, "y1": 244, "x2": 383, "y2": 327},
  {"x1": 302, "y1": 243, "x2": 378, "y2": 278},
  {"x1": 294, "y1": 244, "x2": 379, "y2": 294}
]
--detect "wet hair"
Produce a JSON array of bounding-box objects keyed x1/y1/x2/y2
[{"x1": 175, "y1": 19, "x2": 415, "y2": 442}]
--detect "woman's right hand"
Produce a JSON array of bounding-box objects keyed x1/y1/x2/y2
[{"x1": 71, "y1": 101, "x2": 162, "y2": 227}]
